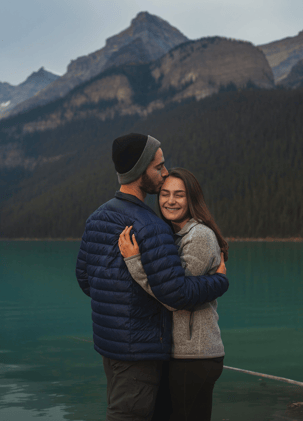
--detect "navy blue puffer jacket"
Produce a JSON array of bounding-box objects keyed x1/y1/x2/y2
[{"x1": 76, "y1": 191, "x2": 229, "y2": 361}]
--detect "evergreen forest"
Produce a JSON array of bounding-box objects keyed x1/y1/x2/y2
[{"x1": 0, "y1": 87, "x2": 302, "y2": 239}]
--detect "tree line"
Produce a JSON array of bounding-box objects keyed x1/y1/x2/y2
[{"x1": 1, "y1": 87, "x2": 302, "y2": 238}]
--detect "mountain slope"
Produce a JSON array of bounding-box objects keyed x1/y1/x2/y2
[
  {"x1": 258, "y1": 30, "x2": 303, "y2": 83},
  {"x1": 6, "y1": 12, "x2": 188, "y2": 118},
  {"x1": 0, "y1": 68, "x2": 60, "y2": 117},
  {"x1": 149, "y1": 37, "x2": 273, "y2": 101},
  {"x1": 0, "y1": 36, "x2": 274, "y2": 139},
  {"x1": 280, "y1": 58, "x2": 303, "y2": 88},
  {"x1": 0, "y1": 88, "x2": 302, "y2": 239}
]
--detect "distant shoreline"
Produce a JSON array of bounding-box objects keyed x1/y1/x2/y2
[{"x1": 1, "y1": 237, "x2": 303, "y2": 242}]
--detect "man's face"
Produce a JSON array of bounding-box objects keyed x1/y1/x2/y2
[{"x1": 139, "y1": 148, "x2": 169, "y2": 194}]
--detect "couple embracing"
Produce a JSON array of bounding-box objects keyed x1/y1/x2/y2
[{"x1": 76, "y1": 133, "x2": 229, "y2": 421}]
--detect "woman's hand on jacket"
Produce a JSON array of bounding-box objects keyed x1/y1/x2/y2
[
  {"x1": 216, "y1": 252, "x2": 226, "y2": 275},
  {"x1": 118, "y1": 226, "x2": 140, "y2": 258}
]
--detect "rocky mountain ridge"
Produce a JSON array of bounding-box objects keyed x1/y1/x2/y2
[
  {"x1": 2, "y1": 12, "x2": 303, "y2": 121},
  {"x1": 7, "y1": 12, "x2": 188, "y2": 118},
  {"x1": 2, "y1": 36, "x2": 274, "y2": 139},
  {"x1": 2, "y1": 11, "x2": 302, "y2": 123},
  {"x1": 258, "y1": 30, "x2": 303, "y2": 83},
  {"x1": 0, "y1": 68, "x2": 59, "y2": 117},
  {"x1": 280, "y1": 58, "x2": 303, "y2": 88}
]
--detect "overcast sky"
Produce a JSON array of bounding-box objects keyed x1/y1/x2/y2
[{"x1": 1, "y1": 0, "x2": 302, "y2": 85}]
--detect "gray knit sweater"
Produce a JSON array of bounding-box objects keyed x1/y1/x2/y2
[{"x1": 124, "y1": 218, "x2": 225, "y2": 359}]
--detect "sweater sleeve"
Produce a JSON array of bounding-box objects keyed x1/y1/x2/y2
[{"x1": 124, "y1": 254, "x2": 177, "y2": 311}]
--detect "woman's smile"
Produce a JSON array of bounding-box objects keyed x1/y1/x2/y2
[{"x1": 165, "y1": 207, "x2": 181, "y2": 211}]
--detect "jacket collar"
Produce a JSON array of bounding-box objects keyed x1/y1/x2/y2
[
  {"x1": 115, "y1": 191, "x2": 158, "y2": 217},
  {"x1": 174, "y1": 218, "x2": 201, "y2": 237}
]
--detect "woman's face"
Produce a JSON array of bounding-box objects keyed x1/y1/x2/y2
[{"x1": 159, "y1": 176, "x2": 190, "y2": 225}]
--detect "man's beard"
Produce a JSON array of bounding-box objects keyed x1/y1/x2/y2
[{"x1": 140, "y1": 172, "x2": 163, "y2": 194}]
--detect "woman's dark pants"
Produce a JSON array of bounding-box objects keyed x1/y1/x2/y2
[{"x1": 153, "y1": 358, "x2": 224, "y2": 421}]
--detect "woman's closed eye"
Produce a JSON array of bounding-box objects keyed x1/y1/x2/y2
[{"x1": 160, "y1": 193, "x2": 185, "y2": 198}]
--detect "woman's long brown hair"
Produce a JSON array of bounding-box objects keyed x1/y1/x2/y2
[{"x1": 157, "y1": 167, "x2": 229, "y2": 261}]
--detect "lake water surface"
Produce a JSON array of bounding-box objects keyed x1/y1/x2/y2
[{"x1": 0, "y1": 241, "x2": 302, "y2": 421}]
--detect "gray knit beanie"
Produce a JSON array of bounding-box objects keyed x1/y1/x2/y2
[{"x1": 112, "y1": 133, "x2": 161, "y2": 184}]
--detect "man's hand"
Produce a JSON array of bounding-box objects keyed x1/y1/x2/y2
[
  {"x1": 216, "y1": 252, "x2": 226, "y2": 275},
  {"x1": 118, "y1": 226, "x2": 140, "y2": 258}
]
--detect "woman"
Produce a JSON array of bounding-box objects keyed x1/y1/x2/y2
[{"x1": 118, "y1": 168, "x2": 229, "y2": 421}]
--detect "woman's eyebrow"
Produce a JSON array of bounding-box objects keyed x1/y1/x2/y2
[{"x1": 161, "y1": 189, "x2": 186, "y2": 193}]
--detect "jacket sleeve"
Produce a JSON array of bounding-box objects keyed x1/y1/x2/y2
[
  {"x1": 124, "y1": 254, "x2": 177, "y2": 311},
  {"x1": 76, "y1": 228, "x2": 91, "y2": 297},
  {"x1": 136, "y1": 223, "x2": 229, "y2": 311}
]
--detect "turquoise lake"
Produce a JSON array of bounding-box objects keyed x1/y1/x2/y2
[{"x1": 0, "y1": 240, "x2": 302, "y2": 421}]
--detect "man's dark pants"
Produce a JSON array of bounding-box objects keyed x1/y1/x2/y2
[{"x1": 102, "y1": 357, "x2": 172, "y2": 421}]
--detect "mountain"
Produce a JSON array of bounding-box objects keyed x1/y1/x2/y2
[
  {"x1": 0, "y1": 11, "x2": 301, "y2": 239},
  {"x1": 280, "y1": 58, "x2": 303, "y2": 88},
  {"x1": 0, "y1": 36, "x2": 274, "y2": 138},
  {"x1": 0, "y1": 83, "x2": 16, "y2": 104},
  {"x1": 258, "y1": 30, "x2": 303, "y2": 83},
  {"x1": 6, "y1": 12, "x2": 188, "y2": 118},
  {"x1": 0, "y1": 68, "x2": 60, "y2": 117},
  {"x1": 3, "y1": 13, "x2": 303, "y2": 122}
]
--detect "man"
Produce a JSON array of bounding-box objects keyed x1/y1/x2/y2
[{"x1": 76, "y1": 133, "x2": 228, "y2": 421}]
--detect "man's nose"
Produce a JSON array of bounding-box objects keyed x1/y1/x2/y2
[{"x1": 161, "y1": 166, "x2": 169, "y2": 177}]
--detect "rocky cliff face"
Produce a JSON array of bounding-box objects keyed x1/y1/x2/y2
[
  {"x1": 7, "y1": 12, "x2": 188, "y2": 118},
  {"x1": 280, "y1": 58, "x2": 303, "y2": 88},
  {"x1": 150, "y1": 37, "x2": 274, "y2": 102},
  {"x1": 258, "y1": 30, "x2": 303, "y2": 83},
  {"x1": 0, "y1": 68, "x2": 59, "y2": 117},
  {"x1": 7, "y1": 36, "x2": 274, "y2": 137}
]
